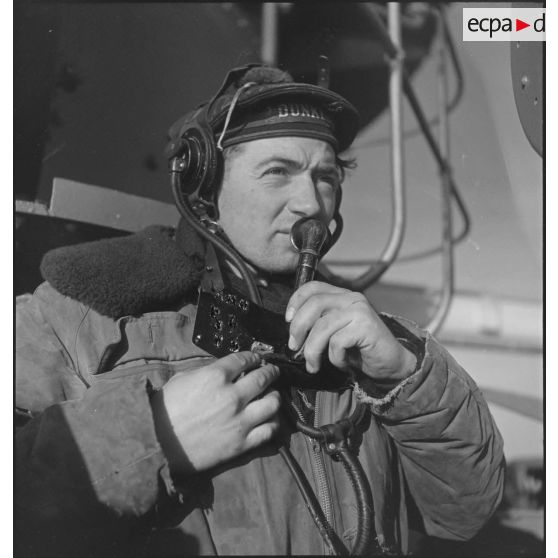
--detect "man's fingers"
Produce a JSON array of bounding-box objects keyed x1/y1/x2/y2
[
  {"x1": 328, "y1": 327, "x2": 360, "y2": 372},
  {"x1": 303, "y1": 312, "x2": 351, "y2": 373},
  {"x1": 285, "y1": 281, "x2": 347, "y2": 322},
  {"x1": 244, "y1": 418, "x2": 281, "y2": 450},
  {"x1": 234, "y1": 363, "x2": 281, "y2": 404},
  {"x1": 242, "y1": 390, "x2": 281, "y2": 427},
  {"x1": 213, "y1": 351, "x2": 263, "y2": 382},
  {"x1": 288, "y1": 293, "x2": 351, "y2": 350}
]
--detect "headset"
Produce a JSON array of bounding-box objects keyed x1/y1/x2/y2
[{"x1": 165, "y1": 64, "x2": 262, "y2": 222}]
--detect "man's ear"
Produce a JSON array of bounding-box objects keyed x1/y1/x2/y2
[
  {"x1": 212, "y1": 152, "x2": 227, "y2": 219},
  {"x1": 214, "y1": 144, "x2": 246, "y2": 218},
  {"x1": 205, "y1": 149, "x2": 226, "y2": 220}
]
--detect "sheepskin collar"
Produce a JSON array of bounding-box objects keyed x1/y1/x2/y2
[{"x1": 40, "y1": 219, "x2": 206, "y2": 318}]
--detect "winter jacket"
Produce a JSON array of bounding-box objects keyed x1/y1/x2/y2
[{"x1": 15, "y1": 225, "x2": 505, "y2": 557}]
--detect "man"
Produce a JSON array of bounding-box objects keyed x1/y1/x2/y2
[{"x1": 16, "y1": 65, "x2": 504, "y2": 557}]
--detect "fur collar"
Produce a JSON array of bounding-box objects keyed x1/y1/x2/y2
[{"x1": 40, "y1": 220, "x2": 206, "y2": 318}]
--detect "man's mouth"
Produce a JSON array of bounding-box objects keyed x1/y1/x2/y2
[{"x1": 275, "y1": 230, "x2": 299, "y2": 252}]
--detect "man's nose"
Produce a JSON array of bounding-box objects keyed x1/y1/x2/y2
[{"x1": 287, "y1": 174, "x2": 322, "y2": 217}]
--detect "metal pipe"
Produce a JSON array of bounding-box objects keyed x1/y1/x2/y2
[
  {"x1": 442, "y1": 6, "x2": 465, "y2": 114},
  {"x1": 338, "y1": 2, "x2": 406, "y2": 292},
  {"x1": 427, "y1": 5, "x2": 455, "y2": 335},
  {"x1": 323, "y1": 4, "x2": 471, "y2": 292},
  {"x1": 354, "y1": 5, "x2": 465, "y2": 151},
  {"x1": 380, "y1": 1, "x2": 407, "y2": 269},
  {"x1": 261, "y1": 3, "x2": 279, "y2": 66}
]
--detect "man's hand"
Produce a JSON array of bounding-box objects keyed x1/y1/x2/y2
[
  {"x1": 286, "y1": 281, "x2": 416, "y2": 381},
  {"x1": 151, "y1": 352, "x2": 281, "y2": 476}
]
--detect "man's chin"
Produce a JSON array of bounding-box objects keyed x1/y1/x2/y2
[
  {"x1": 250, "y1": 253, "x2": 298, "y2": 276},
  {"x1": 259, "y1": 261, "x2": 297, "y2": 275}
]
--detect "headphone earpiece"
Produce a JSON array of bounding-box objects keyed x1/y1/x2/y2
[{"x1": 172, "y1": 108, "x2": 222, "y2": 218}]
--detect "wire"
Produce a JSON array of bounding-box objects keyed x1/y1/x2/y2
[
  {"x1": 170, "y1": 169, "x2": 263, "y2": 306},
  {"x1": 216, "y1": 82, "x2": 256, "y2": 151},
  {"x1": 277, "y1": 445, "x2": 347, "y2": 556}
]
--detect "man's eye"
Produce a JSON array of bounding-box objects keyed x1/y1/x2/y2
[
  {"x1": 264, "y1": 167, "x2": 288, "y2": 176},
  {"x1": 317, "y1": 174, "x2": 339, "y2": 188}
]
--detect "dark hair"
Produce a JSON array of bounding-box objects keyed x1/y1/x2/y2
[{"x1": 336, "y1": 155, "x2": 357, "y2": 183}]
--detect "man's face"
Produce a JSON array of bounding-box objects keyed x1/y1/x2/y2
[{"x1": 217, "y1": 137, "x2": 341, "y2": 274}]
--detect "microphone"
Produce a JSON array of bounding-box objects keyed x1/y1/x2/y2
[{"x1": 290, "y1": 217, "x2": 329, "y2": 290}]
